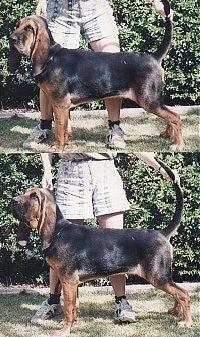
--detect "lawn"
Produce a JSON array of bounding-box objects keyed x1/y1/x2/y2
[
  {"x1": 0, "y1": 109, "x2": 199, "y2": 152},
  {"x1": 0, "y1": 286, "x2": 199, "y2": 337}
]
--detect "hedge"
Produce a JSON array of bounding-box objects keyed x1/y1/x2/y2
[
  {"x1": 0, "y1": 153, "x2": 199, "y2": 286},
  {"x1": 0, "y1": 0, "x2": 199, "y2": 108}
]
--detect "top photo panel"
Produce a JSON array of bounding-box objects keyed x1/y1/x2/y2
[{"x1": 1, "y1": 0, "x2": 199, "y2": 153}]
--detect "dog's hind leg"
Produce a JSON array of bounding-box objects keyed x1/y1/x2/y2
[
  {"x1": 141, "y1": 102, "x2": 183, "y2": 150},
  {"x1": 153, "y1": 281, "x2": 192, "y2": 327},
  {"x1": 155, "y1": 105, "x2": 183, "y2": 151}
]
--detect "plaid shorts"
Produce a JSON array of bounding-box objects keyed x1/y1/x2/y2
[
  {"x1": 55, "y1": 159, "x2": 130, "y2": 219},
  {"x1": 47, "y1": 0, "x2": 118, "y2": 48}
]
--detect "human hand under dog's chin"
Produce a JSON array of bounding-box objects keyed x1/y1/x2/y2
[{"x1": 160, "y1": 167, "x2": 180, "y2": 186}]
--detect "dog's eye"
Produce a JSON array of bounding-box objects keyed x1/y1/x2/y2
[
  {"x1": 30, "y1": 192, "x2": 38, "y2": 200},
  {"x1": 24, "y1": 25, "x2": 33, "y2": 32}
]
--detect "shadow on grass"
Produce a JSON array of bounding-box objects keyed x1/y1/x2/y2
[
  {"x1": 0, "y1": 290, "x2": 199, "y2": 337},
  {"x1": 0, "y1": 112, "x2": 199, "y2": 152},
  {"x1": 71, "y1": 126, "x2": 106, "y2": 143}
]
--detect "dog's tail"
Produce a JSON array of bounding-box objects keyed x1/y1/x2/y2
[
  {"x1": 153, "y1": 0, "x2": 173, "y2": 62},
  {"x1": 155, "y1": 158, "x2": 184, "y2": 240}
]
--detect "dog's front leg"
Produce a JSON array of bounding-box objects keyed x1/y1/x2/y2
[
  {"x1": 53, "y1": 104, "x2": 70, "y2": 152},
  {"x1": 53, "y1": 278, "x2": 79, "y2": 337}
]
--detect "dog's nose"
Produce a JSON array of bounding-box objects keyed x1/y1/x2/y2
[
  {"x1": 12, "y1": 197, "x2": 19, "y2": 204},
  {"x1": 9, "y1": 34, "x2": 18, "y2": 44}
]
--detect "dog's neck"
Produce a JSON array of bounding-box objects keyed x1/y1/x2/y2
[
  {"x1": 56, "y1": 205, "x2": 64, "y2": 221},
  {"x1": 33, "y1": 43, "x2": 63, "y2": 80}
]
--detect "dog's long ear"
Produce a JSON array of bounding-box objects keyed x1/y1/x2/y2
[
  {"x1": 30, "y1": 16, "x2": 51, "y2": 76},
  {"x1": 38, "y1": 189, "x2": 57, "y2": 250},
  {"x1": 8, "y1": 44, "x2": 22, "y2": 73}
]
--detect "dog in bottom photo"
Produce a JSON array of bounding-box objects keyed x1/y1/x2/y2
[{"x1": 11, "y1": 158, "x2": 192, "y2": 336}]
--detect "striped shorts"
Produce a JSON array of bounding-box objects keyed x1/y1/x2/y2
[
  {"x1": 47, "y1": 0, "x2": 119, "y2": 48},
  {"x1": 55, "y1": 159, "x2": 130, "y2": 219}
]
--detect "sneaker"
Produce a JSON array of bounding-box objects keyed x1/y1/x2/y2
[
  {"x1": 114, "y1": 298, "x2": 136, "y2": 323},
  {"x1": 23, "y1": 124, "x2": 51, "y2": 149},
  {"x1": 105, "y1": 125, "x2": 126, "y2": 149},
  {"x1": 31, "y1": 299, "x2": 63, "y2": 324}
]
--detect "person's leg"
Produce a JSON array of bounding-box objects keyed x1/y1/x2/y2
[
  {"x1": 23, "y1": 90, "x2": 53, "y2": 148},
  {"x1": 81, "y1": 0, "x2": 125, "y2": 148},
  {"x1": 97, "y1": 212, "x2": 135, "y2": 322},
  {"x1": 80, "y1": 2, "x2": 124, "y2": 148},
  {"x1": 90, "y1": 159, "x2": 134, "y2": 322},
  {"x1": 97, "y1": 211, "x2": 125, "y2": 297},
  {"x1": 31, "y1": 266, "x2": 63, "y2": 324},
  {"x1": 90, "y1": 36, "x2": 122, "y2": 131},
  {"x1": 90, "y1": 36, "x2": 125, "y2": 149}
]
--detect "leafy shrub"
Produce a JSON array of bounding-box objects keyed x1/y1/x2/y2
[
  {"x1": 0, "y1": 153, "x2": 199, "y2": 285},
  {"x1": 0, "y1": 0, "x2": 199, "y2": 108},
  {"x1": 115, "y1": 0, "x2": 199, "y2": 104}
]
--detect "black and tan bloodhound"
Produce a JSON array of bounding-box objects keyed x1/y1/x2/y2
[
  {"x1": 11, "y1": 159, "x2": 192, "y2": 336},
  {"x1": 9, "y1": 0, "x2": 183, "y2": 152}
]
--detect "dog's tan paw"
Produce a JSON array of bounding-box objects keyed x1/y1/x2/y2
[
  {"x1": 52, "y1": 145, "x2": 65, "y2": 153},
  {"x1": 177, "y1": 320, "x2": 192, "y2": 328},
  {"x1": 52, "y1": 327, "x2": 71, "y2": 337},
  {"x1": 169, "y1": 144, "x2": 183, "y2": 151}
]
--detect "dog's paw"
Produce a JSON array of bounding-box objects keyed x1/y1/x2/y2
[
  {"x1": 169, "y1": 143, "x2": 183, "y2": 151},
  {"x1": 52, "y1": 145, "x2": 65, "y2": 153},
  {"x1": 177, "y1": 319, "x2": 192, "y2": 328},
  {"x1": 52, "y1": 327, "x2": 71, "y2": 337}
]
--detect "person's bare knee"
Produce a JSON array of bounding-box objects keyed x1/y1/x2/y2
[
  {"x1": 97, "y1": 211, "x2": 123, "y2": 229},
  {"x1": 90, "y1": 35, "x2": 120, "y2": 52}
]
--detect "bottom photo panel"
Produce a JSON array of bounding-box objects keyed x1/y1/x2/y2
[{"x1": 0, "y1": 152, "x2": 199, "y2": 337}]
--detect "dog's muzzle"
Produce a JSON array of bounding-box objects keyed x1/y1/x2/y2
[{"x1": 11, "y1": 198, "x2": 31, "y2": 246}]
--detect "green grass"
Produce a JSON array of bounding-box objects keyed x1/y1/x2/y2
[
  {"x1": 0, "y1": 111, "x2": 199, "y2": 152},
  {"x1": 0, "y1": 287, "x2": 199, "y2": 337}
]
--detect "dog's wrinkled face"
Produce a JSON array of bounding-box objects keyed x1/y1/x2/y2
[
  {"x1": 12, "y1": 189, "x2": 44, "y2": 229},
  {"x1": 8, "y1": 15, "x2": 50, "y2": 73},
  {"x1": 9, "y1": 17, "x2": 39, "y2": 57},
  {"x1": 12, "y1": 188, "x2": 58, "y2": 250}
]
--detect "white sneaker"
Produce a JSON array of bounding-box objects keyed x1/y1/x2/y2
[
  {"x1": 114, "y1": 298, "x2": 136, "y2": 323},
  {"x1": 31, "y1": 299, "x2": 63, "y2": 324},
  {"x1": 23, "y1": 124, "x2": 51, "y2": 149},
  {"x1": 105, "y1": 125, "x2": 126, "y2": 149}
]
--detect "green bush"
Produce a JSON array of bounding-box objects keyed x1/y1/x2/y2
[
  {"x1": 115, "y1": 0, "x2": 199, "y2": 104},
  {"x1": 0, "y1": 153, "x2": 199, "y2": 285},
  {"x1": 0, "y1": 0, "x2": 199, "y2": 108}
]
